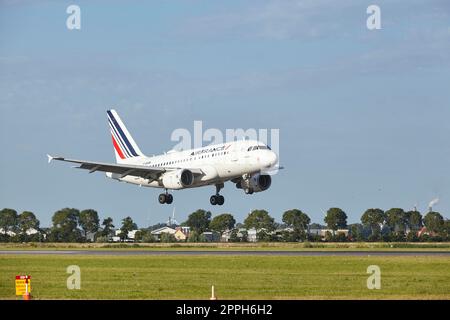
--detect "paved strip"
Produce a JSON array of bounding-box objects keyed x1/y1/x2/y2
[{"x1": 0, "y1": 250, "x2": 449, "y2": 256}]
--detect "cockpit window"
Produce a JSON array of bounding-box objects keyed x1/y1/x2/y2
[{"x1": 248, "y1": 145, "x2": 271, "y2": 151}]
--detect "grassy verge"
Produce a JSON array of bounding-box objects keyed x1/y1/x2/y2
[
  {"x1": 0, "y1": 254, "x2": 449, "y2": 299},
  {"x1": 1, "y1": 242, "x2": 450, "y2": 251}
]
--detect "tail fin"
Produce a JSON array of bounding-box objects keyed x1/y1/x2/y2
[{"x1": 107, "y1": 109, "x2": 144, "y2": 163}]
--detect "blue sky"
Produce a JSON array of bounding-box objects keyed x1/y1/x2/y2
[{"x1": 1, "y1": 0, "x2": 449, "y2": 228}]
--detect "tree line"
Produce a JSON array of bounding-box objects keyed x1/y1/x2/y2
[{"x1": 0, "y1": 207, "x2": 449, "y2": 243}]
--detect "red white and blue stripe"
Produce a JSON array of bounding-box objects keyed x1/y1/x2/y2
[{"x1": 107, "y1": 110, "x2": 142, "y2": 160}]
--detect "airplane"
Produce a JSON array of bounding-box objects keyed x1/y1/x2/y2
[{"x1": 48, "y1": 109, "x2": 281, "y2": 205}]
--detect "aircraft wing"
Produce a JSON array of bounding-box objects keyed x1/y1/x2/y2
[{"x1": 48, "y1": 155, "x2": 166, "y2": 180}]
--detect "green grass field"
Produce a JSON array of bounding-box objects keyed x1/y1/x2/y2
[
  {"x1": 1, "y1": 242, "x2": 450, "y2": 251},
  {"x1": 1, "y1": 254, "x2": 449, "y2": 299}
]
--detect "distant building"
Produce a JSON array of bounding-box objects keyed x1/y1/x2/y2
[
  {"x1": 25, "y1": 228, "x2": 39, "y2": 235},
  {"x1": 201, "y1": 231, "x2": 221, "y2": 242},
  {"x1": 247, "y1": 228, "x2": 257, "y2": 242},
  {"x1": 111, "y1": 229, "x2": 120, "y2": 242},
  {"x1": 307, "y1": 228, "x2": 322, "y2": 237},
  {"x1": 0, "y1": 229, "x2": 16, "y2": 237},
  {"x1": 220, "y1": 228, "x2": 250, "y2": 242},
  {"x1": 307, "y1": 228, "x2": 349, "y2": 240},
  {"x1": 0, "y1": 228, "x2": 40, "y2": 237},
  {"x1": 174, "y1": 227, "x2": 188, "y2": 241},
  {"x1": 112, "y1": 229, "x2": 140, "y2": 242},
  {"x1": 85, "y1": 231, "x2": 96, "y2": 242},
  {"x1": 127, "y1": 230, "x2": 139, "y2": 240},
  {"x1": 179, "y1": 226, "x2": 190, "y2": 237},
  {"x1": 151, "y1": 226, "x2": 177, "y2": 241},
  {"x1": 221, "y1": 229, "x2": 233, "y2": 242},
  {"x1": 417, "y1": 227, "x2": 435, "y2": 237}
]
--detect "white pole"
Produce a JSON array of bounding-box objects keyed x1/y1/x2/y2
[{"x1": 210, "y1": 285, "x2": 217, "y2": 300}]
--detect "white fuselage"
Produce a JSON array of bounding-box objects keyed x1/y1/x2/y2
[{"x1": 107, "y1": 140, "x2": 278, "y2": 190}]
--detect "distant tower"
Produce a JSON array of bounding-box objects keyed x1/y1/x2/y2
[{"x1": 166, "y1": 207, "x2": 179, "y2": 226}]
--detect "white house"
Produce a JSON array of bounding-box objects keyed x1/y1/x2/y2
[
  {"x1": 247, "y1": 228, "x2": 258, "y2": 242},
  {"x1": 26, "y1": 228, "x2": 39, "y2": 235},
  {"x1": 221, "y1": 228, "x2": 259, "y2": 242},
  {"x1": 221, "y1": 229, "x2": 233, "y2": 242},
  {"x1": 0, "y1": 228, "x2": 40, "y2": 237},
  {"x1": 308, "y1": 228, "x2": 349, "y2": 239},
  {"x1": 0, "y1": 229, "x2": 16, "y2": 237},
  {"x1": 112, "y1": 229, "x2": 140, "y2": 242}
]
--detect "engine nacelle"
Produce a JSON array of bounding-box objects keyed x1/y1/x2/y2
[
  {"x1": 161, "y1": 169, "x2": 194, "y2": 189},
  {"x1": 236, "y1": 174, "x2": 272, "y2": 194}
]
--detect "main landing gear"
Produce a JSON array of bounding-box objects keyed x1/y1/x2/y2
[
  {"x1": 210, "y1": 184, "x2": 225, "y2": 206},
  {"x1": 158, "y1": 190, "x2": 173, "y2": 204}
]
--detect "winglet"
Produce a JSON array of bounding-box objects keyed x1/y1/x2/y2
[{"x1": 47, "y1": 155, "x2": 65, "y2": 164}]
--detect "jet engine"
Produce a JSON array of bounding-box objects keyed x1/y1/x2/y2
[
  {"x1": 236, "y1": 174, "x2": 272, "y2": 194},
  {"x1": 161, "y1": 169, "x2": 194, "y2": 189}
]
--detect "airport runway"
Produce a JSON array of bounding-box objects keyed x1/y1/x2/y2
[{"x1": 1, "y1": 250, "x2": 450, "y2": 256}]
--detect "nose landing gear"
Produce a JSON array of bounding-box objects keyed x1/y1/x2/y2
[
  {"x1": 210, "y1": 194, "x2": 224, "y2": 206},
  {"x1": 210, "y1": 184, "x2": 225, "y2": 206}
]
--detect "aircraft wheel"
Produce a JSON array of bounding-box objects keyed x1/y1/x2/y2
[
  {"x1": 158, "y1": 193, "x2": 167, "y2": 204},
  {"x1": 166, "y1": 194, "x2": 173, "y2": 204},
  {"x1": 217, "y1": 195, "x2": 225, "y2": 206},
  {"x1": 210, "y1": 195, "x2": 218, "y2": 206}
]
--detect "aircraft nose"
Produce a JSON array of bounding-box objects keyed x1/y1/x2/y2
[
  {"x1": 264, "y1": 151, "x2": 277, "y2": 167},
  {"x1": 270, "y1": 151, "x2": 278, "y2": 166}
]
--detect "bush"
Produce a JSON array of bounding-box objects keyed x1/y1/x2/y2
[
  {"x1": 307, "y1": 234, "x2": 322, "y2": 242},
  {"x1": 324, "y1": 231, "x2": 333, "y2": 242},
  {"x1": 229, "y1": 229, "x2": 239, "y2": 242},
  {"x1": 257, "y1": 230, "x2": 276, "y2": 242},
  {"x1": 0, "y1": 234, "x2": 11, "y2": 242},
  {"x1": 430, "y1": 235, "x2": 444, "y2": 242},
  {"x1": 142, "y1": 233, "x2": 156, "y2": 243},
  {"x1": 335, "y1": 233, "x2": 348, "y2": 242},
  {"x1": 279, "y1": 231, "x2": 296, "y2": 242},
  {"x1": 95, "y1": 236, "x2": 109, "y2": 243},
  {"x1": 390, "y1": 232, "x2": 406, "y2": 242},
  {"x1": 198, "y1": 234, "x2": 208, "y2": 243},
  {"x1": 368, "y1": 234, "x2": 381, "y2": 242},
  {"x1": 160, "y1": 233, "x2": 177, "y2": 243},
  {"x1": 228, "y1": 230, "x2": 248, "y2": 242},
  {"x1": 240, "y1": 230, "x2": 248, "y2": 242},
  {"x1": 187, "y1": 231, "x2": 200, "y2": 242},
  {"x1": 406, "y1": 232, "x2": 419, "y2": 242},
  {"x1": 303, "y1": 241, "x2": 313, "y2": 248}
]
